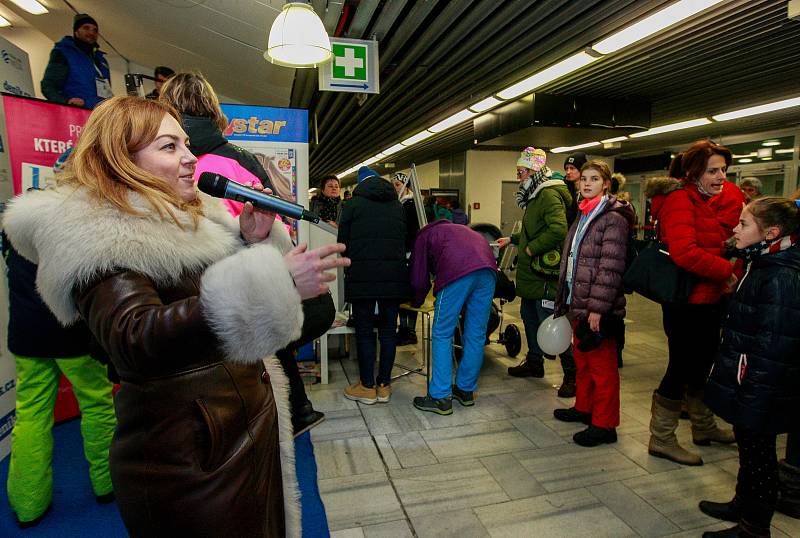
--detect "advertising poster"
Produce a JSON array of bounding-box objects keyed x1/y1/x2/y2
[
  {"x1": 2, "y1": 95, "x2": 91, "y2": 195},
  {"x1": 220, "y1": 103, "x2": 309, "y2": 242},
  {"x1": 0, "y1": 35, "x2": 34, "y2": 98}
]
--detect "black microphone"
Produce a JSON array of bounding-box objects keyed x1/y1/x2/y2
[{"x1": 197, "y1": 172, "x2": 320, "y2": 224}]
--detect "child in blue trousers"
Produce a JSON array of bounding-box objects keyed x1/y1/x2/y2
[{"x1": 409, "y1": 219, "x2": 497, "y2": 415}]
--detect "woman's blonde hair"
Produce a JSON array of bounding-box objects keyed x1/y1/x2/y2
[
  {"x1": 59, "y1": 96, "x2": 202, "y2": 227},
  {"x1": 159, "y1": 71, "x2": 227, "y2": 131}
]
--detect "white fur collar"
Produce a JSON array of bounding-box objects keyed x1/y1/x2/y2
[{"x1": 3, "y1": 186, "x2": 248, "y2": 324}]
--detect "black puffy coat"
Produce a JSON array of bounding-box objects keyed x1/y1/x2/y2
[
  {"x1": 705, "y1": 245, "x2": 800, "y2": 434},
  {"x1": 2, "y1": 233, "x2": 91, "y2": 358},
  {"x1": 338, "y1": 176, "x2": 410, "y2": 301}
]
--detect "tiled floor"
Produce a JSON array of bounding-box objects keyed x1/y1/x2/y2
[{"x1": 307, "y1": 295, "x2": 800, "y2": 537}]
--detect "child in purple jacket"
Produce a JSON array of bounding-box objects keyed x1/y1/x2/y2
[{"x1": 410, "y1": 219, "x2": 497, "y2": 415}]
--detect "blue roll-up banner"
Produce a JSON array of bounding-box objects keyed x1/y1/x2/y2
[{"x1": 220, "y1": 104, "x2": 308, "y2": 143}]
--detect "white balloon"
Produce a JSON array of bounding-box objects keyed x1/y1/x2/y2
[{"x1": 536, "y1": 314, "x2": 572, "y2": 355}]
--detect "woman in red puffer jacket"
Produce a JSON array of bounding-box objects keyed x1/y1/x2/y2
[{"x1": 643, "y1": 140, "x2": 745, "y2": 467}]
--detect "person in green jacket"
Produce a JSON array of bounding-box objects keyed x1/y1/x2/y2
[{"x1": 497, "y1": 147, "x2": 576, "y2": 397}]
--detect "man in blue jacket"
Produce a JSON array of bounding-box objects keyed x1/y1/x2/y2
[
  {"x1": 410, "y1": 217, "x2": 497, "y2": 415},
  {"x1": 41, "y1": 13, "x2": 111, "y2": 109}
]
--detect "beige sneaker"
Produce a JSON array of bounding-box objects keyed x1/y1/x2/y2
[
  {"x1": 344, "y1": 382, "x2": 377, "y2": 404},
  {"x1": 376, "y1": 383, "x2": 392, "y2": 403}
]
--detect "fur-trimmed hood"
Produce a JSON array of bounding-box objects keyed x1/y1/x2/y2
[
  {"x1": 644, "y1": 176, "x2": 683, "y2": 199},
  {"x1": 2, "y1": 186, "x2": 293, "y2": 325}
]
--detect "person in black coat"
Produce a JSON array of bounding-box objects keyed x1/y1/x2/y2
[
  {"x1": 699, "y1": 196, "x2": 800, "y2": 538},
  {"x1": 338, "y1": 166, "x2": 410, "y2": 404}
]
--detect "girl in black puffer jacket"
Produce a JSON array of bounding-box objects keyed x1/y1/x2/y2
[{"x1": 700, "y1": 196, "x2": 800, "y2": 538}]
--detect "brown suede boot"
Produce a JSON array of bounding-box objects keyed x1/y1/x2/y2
[
  {"x1": 685, "y1": 389, "x2": 736, "y2": 446},
  {"x1": 648, "y1": 391, "x2": 703, "y2": 466}
]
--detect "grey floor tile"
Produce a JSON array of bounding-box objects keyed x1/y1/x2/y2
[
  {"x1": 587, "y1": 481, "x2": 680, "y2": 537},
  {"x1": 622, "y1": 465, "x2": 737, "y2": 530},
  {"x1": 386, "y1": 431, "x2": 438, "y2": 468},
  {"x1": 772, "y1": 512, "x2": 800, "y2": 537},
  {"x1": 390, "y1": 459, "x2": 509, "y2": 517},
  {"x1": 362, "y1": 519, "x2": 413, "y2": 537},
  {"x1": 513, "y1": 443, "x2": 648, "y2": 493},
  {"x1": 474, "y1": 488, "x2": 638, "y2": 537},
  {"x1": 330, "y1": 528, "x2": 365, "y2": 538},
  {"x1": 315, "y1": 436, "x2": 385, "y2": 479},
  {"x1": 411, "y1": 508, "x2": 490, "y2": 538},
  {"x1": 510, "y1": 415, "x2": 567, "y2": 448},
  {"x1": 373, "y1": 434, "x2": 401, "y2": 470},
  {"x1": 361, "y1": 403, "x2": 427, "y2": 435},
  {"x1": 480, "y1": 453, "x2": 547, "y2": 499},
  {"x1": 310, "y1": 408, "x2": 370, "y2": 442},
  {"x1": 420, "y1": 420, "x2": 535, "y2": 462},
  {"x1": 319, "y1": 471, "x2": 404, "y2": 531}
]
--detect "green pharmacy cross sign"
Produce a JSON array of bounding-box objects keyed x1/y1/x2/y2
[{"x1": 319, "y1": 37, "x2": 380, "y2": 94}]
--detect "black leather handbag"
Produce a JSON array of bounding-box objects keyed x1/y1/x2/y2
[{"x1": 622, "y1": 222, "x2": 697, "y2": 304}]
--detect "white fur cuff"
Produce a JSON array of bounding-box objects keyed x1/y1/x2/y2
[{"x1": 200, "y1": 244, "x2": 303, "y2": 364}]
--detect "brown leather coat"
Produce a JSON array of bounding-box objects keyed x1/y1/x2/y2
[
  {"x1": 2, "y1": 188, "x2": 304, "y2": 537},
  {"x1": 554, "y1": 196, "x2": 634, "y2": 320},
  {"x1": 76, "y1": 270, "x2": 285, "y2": 537}
]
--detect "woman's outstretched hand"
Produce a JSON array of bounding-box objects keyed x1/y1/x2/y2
[
  {"x1": 284, "y1": 243, "x2": 350, "y2": 299},
  {"x1": 239, "y1": 182, "x2": 276, "y2": 243}
]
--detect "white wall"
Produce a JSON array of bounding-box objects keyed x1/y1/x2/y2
[{"x1": 465, "y1": 150, "x2": 515, "y2": 228}]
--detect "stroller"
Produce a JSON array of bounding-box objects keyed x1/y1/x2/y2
[{"x1": 453, "y1": 223, "x2": 522, "y2": 359}]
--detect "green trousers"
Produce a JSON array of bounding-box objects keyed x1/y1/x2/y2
[{"x1": 7, "y1": 355, "x2": 116, "y2": 522}]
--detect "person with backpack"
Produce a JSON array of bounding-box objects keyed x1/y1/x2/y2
[
  {"x1": 698, "y1": 196, "x2": 800, "y2": 538},
  {"x1": 551, "y1": 160, "x2": 634, "y2": 447}
]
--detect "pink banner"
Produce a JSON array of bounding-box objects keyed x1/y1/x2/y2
[{"x1": 3, "y1": 95, "x2": 91, "y2": 195}]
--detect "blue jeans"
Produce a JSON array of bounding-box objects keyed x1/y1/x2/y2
[
  {"x1": 351, "y1": 299, "x2": 400, "y2": 387},
  {"x1": 520, "y1": 297, "x2": 575, "y2": 373},
  {"x1": 430, "y1": 269, "x2": 496, "y2": 399}
]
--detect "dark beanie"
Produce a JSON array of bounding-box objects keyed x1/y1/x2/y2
[
  {"x1": 73, "y1": 13, "x2": 98, "y2": 32},
  {"x1": 564, "y1": 152, "x2": 587, "y2": 171}
]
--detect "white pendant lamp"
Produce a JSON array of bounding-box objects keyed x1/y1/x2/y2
[{"x1": 265, "y1": 2, "x2": 332, "y2": 68}]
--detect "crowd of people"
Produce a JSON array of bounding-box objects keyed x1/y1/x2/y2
[{"x1": 0, "y1": 14, "x2": 797, "y2": 536}]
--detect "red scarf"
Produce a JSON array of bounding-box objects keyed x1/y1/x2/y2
[{"x1": 578, "y1": 195, "x2": 603, "y2": 215}]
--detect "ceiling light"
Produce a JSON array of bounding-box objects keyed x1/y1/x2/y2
[
  {"x1": 760, "y1": 157, "x2": 772, "y2": 161},
  {"x1": 428, "y1": 109, "x2": 477, "y2": 133},
  {"x1": 361, "y1": 153, "x2": 384, "y2": 166},
  {"x1": 382, "y1": 143, "x2": 405, "y2": 156},
  {"x1": 592, "y1": 0, "x2": 724, "y2": 54},
  {"x1": 469, "y1": 96, "x2": 504, "y2": 113},
  {"x1": 712, "y1": 97, "x2": 800, "y2": 121},
  {"x1": 0, "y1": 15, "x2": 10, "y2": 27},
  {"x1": 761, "y1": 140, "x2": 781, "y2": 146},
  {"x1": 550, "y1": 141, "x2": 601, "y2": 153},
  {"x1": 601, "y1": 136, "x2": 628, "y2": 143},
  {"x1": 738, "y1": 158, "x2": 753, "y2": 163},
  {"x1": 265, "y1": 2, "x2": 331, "y2": 68},
  {"x1": 497, "y1": 52, "x2": 598, "y2": 100},
  {"x1": 628, "y1": 118, "x2": 711, "y2": 138},
  {"x1": 7, "y1": 0, "x2": 47, "y2": 14},
  {"x1": 757, "y1": 148, "x2": 773, "y2": 158},
  {"x1": 775, "y1": 148, "x2": 795, "y2": 154},
  {"x1": 732, "y1": 153, "x2": 757, "y2": 159},
  {"x1": 401, "y1": 130, "x2": 435, "y2": 146}
]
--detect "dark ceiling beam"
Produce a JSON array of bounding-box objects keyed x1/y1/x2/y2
[
  {"x1": 346, "y1": 0, "x2": 381, "y2": 38},
  {"x1": 370, "y1": 0, "x2": 409, "y2": 41}
]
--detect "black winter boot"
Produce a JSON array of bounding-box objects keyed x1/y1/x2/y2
[
  {"x1": 508, "y1": 354, "x2": 544, "y2": 378},
  {"x1": 699, "y1": 498, "x2": 741, "y2": 523},
  {"x1": 557, "y1": 368, "x2": 576, "y2": 398}
]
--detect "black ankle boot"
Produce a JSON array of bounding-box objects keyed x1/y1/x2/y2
[
  {"x1": 292, "y1": 401, "x2": 325, "y2": 437},
  {"x1": 508, "y1": 355, "x2": 544, "y2": 378},
  {"x1": 699, "y1": 499, "x2": 741, "y2": 523}
]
